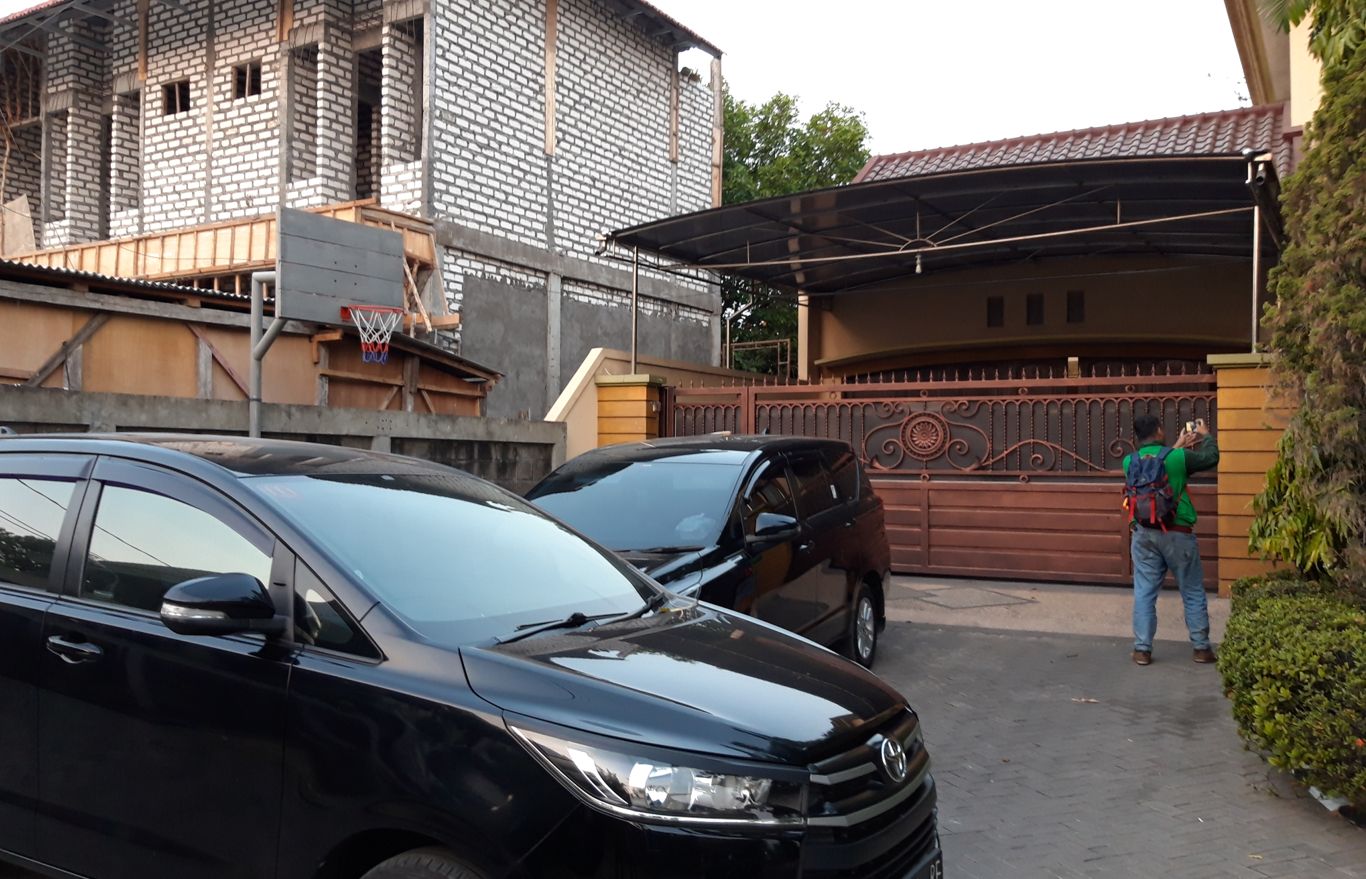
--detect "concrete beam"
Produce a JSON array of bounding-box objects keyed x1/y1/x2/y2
[
  {"x1": 0, "y1": 278, "x2": 315, "y2": 335},
  {"x1": 430, "y1": 218, "x2": 718, "y2": 313},
  {"x1": 0, "y1": 385, "x2": 565, "y2": 453}
]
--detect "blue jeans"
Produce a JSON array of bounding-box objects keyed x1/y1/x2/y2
[{"x1": 1131, "y1": 527, "x2": 1211, "y2": 652}]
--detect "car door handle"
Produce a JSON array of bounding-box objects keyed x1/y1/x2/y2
[
  {"x1": 46, "y1": 635, "x2": 104, "y2": 665},
  {"x1": 798, "y1": 541, "x2": 814, "y2": 553}
]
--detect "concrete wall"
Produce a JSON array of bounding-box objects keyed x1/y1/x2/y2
[
  {"x1": 0, "y1": 386, "x2": 564, "y2": 495},
  {"x1": 808, "y1": 256, "x2": 1258, "y2": 376},
  {"x1": 457, "y1": 275, "x2": 549, "y2": 420}
]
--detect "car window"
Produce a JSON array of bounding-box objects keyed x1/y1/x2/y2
[
  {"x1": 294, "y1": 559, "x2": 378, "y2": 658},
  {"x1": 529, "y1": 460, "x2": 740, "y2": 552},
  {"x1": 0, "y1": 476, "x2": 76, "y2": 589},
  {"x1": 823, "y1": 448, "x2": 860, "y2": 502},
  {"x1": 788, "y1": 454, "x2": 838, "y2": 518},
  {"x1": 248, "y1": 473, "x2": 653, "y2": 647},
  {"x1": 741, "y1": 461, "x2": 796, "y2": 534},
  {"x1": 81, "y1": 485, "x2": 273, "y2": 613}
]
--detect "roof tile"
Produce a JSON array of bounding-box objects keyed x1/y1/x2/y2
[{"x1": 857, "y1": 104, "x2": 1291, "y2": 183}]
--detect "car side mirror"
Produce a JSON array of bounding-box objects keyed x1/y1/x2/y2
[
  {"x1": 746, "y1": 512, "x2": 799, "y2": 547},
  {"x1": 160, "y1": 573, "x2": 288, "y2": 638}
]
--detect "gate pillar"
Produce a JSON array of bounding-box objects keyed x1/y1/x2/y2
[
  {"x1": 1208, "y1": 353, "x2": 1293, "y2": 596},
  {"x1": 595, "y1": 374, "x2": 665, "y2": 448}
]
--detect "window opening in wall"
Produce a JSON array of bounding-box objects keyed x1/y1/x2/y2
[
  {"x1": 986, "y1": 296, "x2": 1004, "y2": 328},
  {"x1": 162, "y1": 80, "x2": 191, "y2": 115},
  {"x1": 1026, "y1": 292, "x2": 1044, "y2": 326},
  {"x1": 233, "y1": 61, "x2": 262, "y2": 100},
  {"x1": 354, "y1": 48, "x2": 382, "y2": 200},
  {"x1": 289, "y1": 46, "x2": 319, "y2": 181},
  {"x1": 1067, "y1": 289, "x2": 1085, "y2": 323}
]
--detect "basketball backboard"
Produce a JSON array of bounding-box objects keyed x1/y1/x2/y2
[{"x1": 275, "y1": 208, "x2": 405, "y2": 325}]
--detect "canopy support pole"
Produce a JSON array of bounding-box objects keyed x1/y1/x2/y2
[
  {"x1": 1251, "y1": 203, "x2": 1261, "y2": 353},
  {"x1": 630, "y1": 246, "x2": 639, "y2": 373}
]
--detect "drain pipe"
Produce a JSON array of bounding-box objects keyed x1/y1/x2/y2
[{"x1": 248, "y1": 271, "x2": 285, "y2": 437}]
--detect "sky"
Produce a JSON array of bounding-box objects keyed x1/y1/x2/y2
[
  {"x1": 0, "y1": 0, "x2": 1251, "y2": 156},
  {"x1": 654, "y1": 0, "x2": 1251, "y2": 154}
]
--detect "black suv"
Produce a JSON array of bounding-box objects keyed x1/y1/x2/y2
[
  {"x1": 527, "y1": 436, "x2": 893, "y2": 666},
  {"x1": 0, "y1": 435, "x2": 939, "y2": 879}
]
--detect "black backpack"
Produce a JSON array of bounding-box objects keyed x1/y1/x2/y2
[{"x1": 1123, "y1": 447, "x2": 1178, "y2": 527}]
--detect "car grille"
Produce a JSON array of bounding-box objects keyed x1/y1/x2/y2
[{"x1": 801, "y1": 712, "x2": 939, "y2": 878}]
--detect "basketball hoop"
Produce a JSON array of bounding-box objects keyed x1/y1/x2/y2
[{"x1": 343, "y1": 305, "x2": 405, "y2": 364}]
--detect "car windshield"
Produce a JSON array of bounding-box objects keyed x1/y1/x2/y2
[
  {"x1": 528, "y1": 460, "x2": 741, "y2": 552},
  {"x1": 247, "y1": 472, "x2": 655, "y2": 646}
]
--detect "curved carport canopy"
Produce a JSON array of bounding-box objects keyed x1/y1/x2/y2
[{"x1": 607, "y1": 154, "x2": 1282, "y2": 300}]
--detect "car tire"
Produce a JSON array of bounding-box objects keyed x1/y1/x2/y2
[
  {"x1": 361, "y1": 848, "x2": 490, "y2": 879},
  {"x1": 845, "y1": 582, "x2": 878, "y2": 668}
]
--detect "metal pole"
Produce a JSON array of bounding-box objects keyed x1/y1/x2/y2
[
  {"x1": 630, "y1": 246, "x2": 639, "y2": 373},
  {"x1": 1251, "y1": 203, "x2": 1261, "y2": 353},
  {"x1": 248, "y1": 270, "x2": 279, "y2": 438}
]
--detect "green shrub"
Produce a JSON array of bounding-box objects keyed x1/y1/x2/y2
[{"x1": 1219, "y1": 576, "x2": 1366, "y2": 806}]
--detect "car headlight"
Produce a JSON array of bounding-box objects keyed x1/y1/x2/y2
[{"x1": 509, "y1": 724, "x2": 806, "y2": 826}]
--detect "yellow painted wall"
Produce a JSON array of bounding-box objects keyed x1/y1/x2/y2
[
  {"x1": 1288, "y1": 19, "x2": 1324, "y2": 127},
  {"x1": 809, "y1": 257, "x2": 1257, "y2": 373}
]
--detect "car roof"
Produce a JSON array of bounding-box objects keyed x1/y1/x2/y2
[
  {"x1": 0, "y1": 433, "x2": 458, "y2": 479},
  {"x1": 570, "y1": 434, "x2": 851, "y2": 465}
]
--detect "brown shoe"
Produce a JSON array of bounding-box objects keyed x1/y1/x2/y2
[
  {"x1": 1193, "y1": 648, "x2": 1217, "y2": 664},
  {"x1": 1132, "y1": 650, "x2": 1152, "y2": 666}
]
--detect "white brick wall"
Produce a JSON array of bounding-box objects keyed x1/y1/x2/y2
[
  {"x1": 212, "y1": 0, "x2": 279, "y2": 220},
  {"x1": 141, "y1": 0, "x2": 209, "y2": 232},
  {"x1": 429, "y1": 0, "x2": 548, "y2": 246}
]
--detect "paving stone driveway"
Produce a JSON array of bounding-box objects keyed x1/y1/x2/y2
[{"x1": 876, "y1": 621, "x2": 1366, "y2": 879}]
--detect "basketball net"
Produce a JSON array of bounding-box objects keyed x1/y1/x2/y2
[{"x1": 347, "y1": 305, "x2": 405, "y2": 364}]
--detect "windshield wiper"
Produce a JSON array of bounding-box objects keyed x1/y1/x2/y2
[
  {"x1": 623, "y1": 544, "x2": 704, "y2": 554},
  {"x1": 497, "y1": 611, "x2": 622, "y2": 645}
]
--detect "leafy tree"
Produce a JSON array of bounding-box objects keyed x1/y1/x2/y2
[
  {"x1": 721, "y1": 92, "x2": 870, "y2": 375},
  {"x1": 1250, "y1": 0, "x2": 1366, "y2": 592}
]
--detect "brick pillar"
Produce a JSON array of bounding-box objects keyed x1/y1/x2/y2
[
  {"x1": 109, "y1": 90, "x2": 142, "y2": 236},
  {"x1": 595, "y1": 374, "x2": 664, "y2": 447},
  {"x1": 1209, "y1": 353, "x2": 1293, "y2": 596},
  {"x1": 314, "y1": 27, "x2": 354, "y2": 204},
  {"x1": 380, "y1": 19, "x2": 422, "y2": 211}
]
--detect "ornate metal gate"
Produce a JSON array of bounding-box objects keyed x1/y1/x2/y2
[{"x1": 663, "y1": 370, "x2": 1218, "y2": 585}]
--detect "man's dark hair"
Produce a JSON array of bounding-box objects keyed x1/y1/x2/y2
[{"x1": 1133, "y1": 414, "x2": 1162, "y2": 444}]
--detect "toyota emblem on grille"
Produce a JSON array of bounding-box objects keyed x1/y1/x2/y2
[{"x1": 880, "y1": 737, "x2": 908, "y2": 783}]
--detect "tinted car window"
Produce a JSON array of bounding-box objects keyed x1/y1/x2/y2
[
  {"x1": 824, "y1": 448, "x2": 860, "y2": 502},
  {"x1": 788, "y1": 455, "x2": 838, "y2": 518},
  {"x1": 249, "y1": 473, "x2": 654, "y2": 646},
  {"x1": 294, "y1": 559, "x2": 378, "y2": 658},
  {"x1": 0, "y1": 477, "x2": 75, "y2": 589},
  {"x1": 529, "y1": 460, "x2": 741, "y2": 552},
  {"x1": 82, "y1": 485, "x2": 273, "y2": 612},
  {"x1": 741, "y1": 461, "x2": 796, "y2": 533}
]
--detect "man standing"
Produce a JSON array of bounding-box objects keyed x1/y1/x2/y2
[{"x1": 1122, "y1": 414, "x2": 1220, "y2": 666}]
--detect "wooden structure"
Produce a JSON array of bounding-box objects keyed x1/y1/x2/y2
[
  {"x1": 4, "y1": 200, "x2": 459, "y2": 332},
  {"x1": 1, "y1": 261, "x2": 498, "y2": 418}
]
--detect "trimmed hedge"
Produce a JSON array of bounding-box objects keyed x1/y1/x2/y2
[{"x1": 1219, "y1": 575, "x2": 1366, "y2": 807}]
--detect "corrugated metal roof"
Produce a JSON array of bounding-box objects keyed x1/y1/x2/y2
[
  {"x1": 1, "y1": 257, "x2": 244, "y2": 299},
  {"x1": 856, "y1": 104, "x2": 1291, "y2": 183}
]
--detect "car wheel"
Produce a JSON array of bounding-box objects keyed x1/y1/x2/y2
[
  {"x1": 360, "y1": 848, "x2": 490, "y2": 879},
  {"x1": 846, "y1": 583, "x2": 878, "y2": 668}
]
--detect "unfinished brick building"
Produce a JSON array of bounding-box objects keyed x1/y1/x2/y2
[{"x1": 0, "y1": 0, "x2": 722, "y2": 417}]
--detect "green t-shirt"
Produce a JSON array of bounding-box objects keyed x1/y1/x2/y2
[{"x1": 1123, "y1": 437, "x2": 1220, "y2": 528}]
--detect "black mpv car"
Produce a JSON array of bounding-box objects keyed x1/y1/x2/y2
[
  {"x1": 0, "y1": 435, "x2": 939, "y2": 879},
  {"x1": 527, "y1": 436, "x2": 893, "y2": 667}
]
